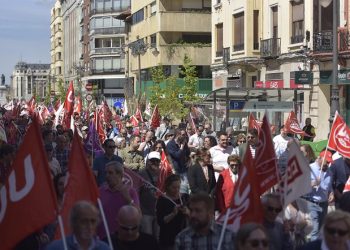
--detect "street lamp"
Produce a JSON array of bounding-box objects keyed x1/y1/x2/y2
[{"x1": 330, "y1": 0, "x2": 339, "y2": 126}]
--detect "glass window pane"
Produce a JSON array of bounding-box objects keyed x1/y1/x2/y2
[
  {"x1": 113, "y1": 0, "x2": 121, "y2": 10},
  {"x1": 105, "y1": 59, "x2": 112, "y2": 69},
  {"x1": 105, "y1": 0, "x2": 112, "y2": 9},
  {"x1": 103, "y1": 17, "x2": 112, "y2": 27},
  {"x1": 121, "y1": 0, "x2": 129, "y2": 10},
  {"x1": 96, "y1": 18, "x2": 103, "y2": 27},
  {"x1": 96, "y1": 59, "x2": 103, "y2": 70},
  {"x1": 96, "y1": 0, "x2": 104, "y2": 10},
  {"x1": 104, "y1": 39, "x2": 112, "y2": 48}
]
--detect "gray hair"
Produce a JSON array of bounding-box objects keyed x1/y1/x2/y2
[
  {"x1": 69, "y1": 201, "x2": 99, "y2": 230},
  {"x1": 261, "y1": 193, "x2": 281, "y2": 206},
  {"x1": 105, "y1": 161, "x2": 124, "y2": 175}
]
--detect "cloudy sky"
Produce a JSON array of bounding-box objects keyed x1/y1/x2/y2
[{"x1": 0, "y1": 0, "x2": 55, "y2": 84}]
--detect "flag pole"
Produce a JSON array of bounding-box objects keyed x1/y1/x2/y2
[
  {"x1": 97, "y1": 198, "x2": 114, "y2": 250},
  {"x1": 216, "y1": 207, "x2": 231, "y2": 250},
  {"x1": 58, "y1": 215, "x2": 68, "y2": 250}
]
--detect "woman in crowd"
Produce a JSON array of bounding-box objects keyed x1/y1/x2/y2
[
  {"x1": 203, "y1": 135, "x2": 217, "y2": 150},
  {"x1": 156, "y1": 174, "x2": 189, "y2": 250},
  {"x1": 300, "y1": 210, "x2": 350, "y2": 250},
  {"x1": 187, "y1": 148, "x2": 216, "y2": 196},
  {"x1": 300, "y1": 144, "x2": 316, "y2": 163},
  {"x1": 53, "y1": 173, "x2": 66, "y2": 208},
  {"x1": 235, "y1": 223, "x2": 269, "y2": 250}
]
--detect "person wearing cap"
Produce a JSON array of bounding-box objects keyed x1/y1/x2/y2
[
  {"x1": 302, "y1": 150, "x2": 333, "y2": 241},
  {"x1": 164, "y1": 129, "x2": 175, "y2": 145},
  {"x1": 138, "y1": 151, "x2": 161, "y2": 239}
]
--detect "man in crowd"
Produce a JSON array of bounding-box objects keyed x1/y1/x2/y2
[
  {"x1": 109, "y1": 205, "x2": 159, "y2": 250},
  {"x1": 273, "y1": 125, "x2": 292, "y2": 159},
  {"x1": 330, "y1": 155, "x2": 350, "y2": 207},
  {"x1": 139, "y1": 151, "x2": 161, "y2": 239},
  {"x1": 93, "y1": 138, "x2": 123, "y2": 186},
  {"x1": 155, "y1": 117, "x2": 171, "y2": 140},
  {"x1": 302, "y1": 150, "x2": 333, "y2": 240},
  {"x1": 262, "y1": 193, "x2": 293, "y2": 250},
  {"x1": 188, "y1": 125, "x2": 204, "y2": 150},
  {"x1": 138, "y1": 130, "x2": 155, "y2": 158},
  {"x1": 175, "y1": 193, "x2": 234, "y2": 250},
  {"x1": 203, "y1": 122, "x2": 216, "y2": 137},
  {"x1": 54, "y1": 134, "x2": 70, "y2": 173},
  {"x1": 238, "y1": 128, "x2": 259, "y2": 160},
  {"x1": 209, "y1": 132, "x2": 235, "y2": 179},
  {"x1": 119, "y1": 135, "x2": 144, "y2": 172},
  {"x1": 46, "y1": 201, "x2": 110, "y2": 250},
  {"x1": 302, "y1": 117, "x2": 316, "y2": 141}
]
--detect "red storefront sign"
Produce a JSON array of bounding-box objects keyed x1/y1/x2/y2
[{"x1": 254, "y1": 80, "x2": 304, "y2": 89}]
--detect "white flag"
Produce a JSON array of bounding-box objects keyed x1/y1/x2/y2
[
  {"x1": 281, "y1": 140, "x2": 312, "y2": 207},
  {"x1": 122, "y1": 99, "x2": 128, "y2": 116},
  {"x1": 145, "y1": 101, "x2": 151, "y2": 116},
  {"x1": 54, "y1": 103, "x2": 65, "y2": 127}
]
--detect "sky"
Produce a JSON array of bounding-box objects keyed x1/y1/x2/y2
[{"x1": 0, "y1": 0, "x2": 55, "y2": 84}]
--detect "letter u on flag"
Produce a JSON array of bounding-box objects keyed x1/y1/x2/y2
[{"x1": 0, "y1": 120, "x2": 58, "y2": 249}]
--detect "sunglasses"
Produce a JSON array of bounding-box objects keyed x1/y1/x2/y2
[
  {"x1": 107, "y1": 145, "x2": 116, "y2": 149},
  {"x1": 248, "y1": 239, "x2": 269, "y2": 248},
  {"x1": 120, "y1": 225, "x2": 138, "y2": 231},
  {"x1": 230, "y1": 163, "x2": 239, "y2": 167},
  {"x1": 149, "y1": 159, "x2": 160, "y2": 163},
  {"x1": 267, "y1": 206, "x2": 282, "y2": 213},
  {"x1": 325, "y1": 227, "x2": 348, "y2": 236},
  {"x1": 239, "y1": 140, "x2": 246, "y2": 143},
  {"x1": 247, "y1": 136, "x2": 255, "y2": 139}
]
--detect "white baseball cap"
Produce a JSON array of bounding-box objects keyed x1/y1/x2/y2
[{"x1": 148, "y1": 151, "x2": 161, "y2": 160}]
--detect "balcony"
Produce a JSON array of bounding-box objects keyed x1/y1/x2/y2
[
  {"x1": 90, "y1": 7, "x2": 129, "y2": 16},
  {"x1": 90, "y1": 27, "x2": 125, "y2": 36},
  {"x1": 223, "y1": 47, "x2": 230, "y2": 63},
  {"x1": 313, "y1": 31, "x2": 332, "y2": 53},
  {"x1": 90, "y1": 47, "x2": 122, "y2": 55},
  {"x1": 291, "y1": 35, "x2": 304, "y2": 44},
  {"x1": 339, "y1": 28, "x2": 350, "y2": 52},
  {"x1": 260, "y1": 38, "x2": 281, "y2": 58},
  {"x1": 159, "y1": 44, "x2": 211, "y2": 65},
  {"x1": 91, "y1": 67, "x2": 125, "y2": 74},
  {"x1": 159, "y1": 11, "x2": 211, "y2": 33}
]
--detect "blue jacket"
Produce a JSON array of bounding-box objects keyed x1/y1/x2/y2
[
  {"x1": 45, "y1": 235, "x2": 111, "y2": 250},
  {"x1": 166, "y1": 139, "x2": 190, "y2": 174}
]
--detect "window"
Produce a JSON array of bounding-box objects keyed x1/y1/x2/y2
[
  {"x1": 291, "y1": 0, "x2": 304, "y2": 44},
  {"x1": 103, "y1": 17, "x2": 112, "y2": 27},
  {"x1": 150, "y1": 34, "x2": 156, "y2": 47},
  {"x1": 96, "y1": 0, "x2": 104, "y2": 10},
  {"x1": 233, "y1": 12, "x2": 244, "y2": 51},
  {"x1": 253, "y1": 10, "x2": 259, "y2": 50},
  {"x1": 113, "y1": 0, "x2": 121, "y2": 10},
  {"x1": 105, "y1": 0, "x2": 112, "y2": 9},
  {"x1": 215, "y1": 23, "x2": 223, "y2": 57},
  {"x1": 150, "y1": 1, "x2": 156, "y2": 16},
  {"x1": 272, "y1": 6, "x2": 278, "y2": 38},
  {"x1": 132, "y1": 8, "x2": 144, "y2": 25}
]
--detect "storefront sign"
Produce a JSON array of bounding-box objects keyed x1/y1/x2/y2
[
  {"x1": 320, "y1": 70, "x2": 350, "y2": 84},
  {"x1": 295, "y1": 71, "x2": 313, "y2": 84},
  {"x1": 254, "y1": 80, "x2": 284, "y2": 89}
]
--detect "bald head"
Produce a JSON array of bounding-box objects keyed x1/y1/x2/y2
[{"x1": 118, "y1": 205, "x2": 141, "y2": 225}]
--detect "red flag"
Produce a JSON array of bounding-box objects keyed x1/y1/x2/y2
[
  {"x1": 130, "y1": 115, "x2": 139, "y2": 127},
  {"x1": 95, "y1": 109, "x2": 106, "y2": 144},
  {"x1": 284, "y1": 111, "x2": 308, "y2": 136},
  {"x1": 150, "y1": 105, "x2": 161, "y2": 129},
  {"x1": 217, "y1": 148, "x2": 263, "y2": 232},
  {"x1": 101, "y1": 101, "x2": 112, "y2": 126},
  {"x1": 37, "y1": 105, "x2": 50, "y2": 125},
  {"x1": 62, "y1": 81, "x2": 74, "y2": 129},
  {"x1": 328, "y1": 112, "x2": 350, "y2": 158},
  {"x1": 135, "y1": 107, "x2": 143, "y2": 122},
  {"x1": 54, "y1": 99, "x2": 61, "y2": 112},
  {"x1": 254, "y1": 115, "x2": 279, "y2": 194},
  {"x1": 73, "y1": 96, "x2": 82, "y2": 114},
  {"x1": 0, "y1": 120, "x2": 58, "y2": 249},
  {"x1": 189, "y1": 112, "x2": 198, "y2": 133},
  {"x1": 248, "y1": 113, "x2": 262, "y2": 133},
  {"x1": 27, "y1": 96, "x2": 36, "y2": 116},
  {"x1": 123, "y1": 167, "x2": 146, "y2": 190},
  {"x1": 59, "y1": 129, "x2": 99, "y2": 237},
  {"x1": 158, "y1": 151, "x2": 173, "y2": 192},
  {"x1": 344, "y1": 176, "x2": 350, "y2": 193}
]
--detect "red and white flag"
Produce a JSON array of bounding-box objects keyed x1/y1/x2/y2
[
  {"x1": 59, "y1": 129, "x2": 99, "y2": 237},
  {"x1": 254, "y1": 114, "x2": 279, "y2": 194},
  {"x1": 95, "y1": 109, "x2": 106, "y2": 144},
  {"x1": 62, "y1": 81, "x2": 75, "y2": 129},
  {"x1": 248, "y1": 113, "x2": 262, "y2": 133},
  {"x1": 328, "y1": 112, "x2": 350, "y2": 159},
  {"x1": 217, "y1": 148, "x2": 264, "y2": 232},
  {"x1": 279, "y1": 140, "x2": 311, "y2": 207},
  {"x1": 0, "y1": 120, "x2": 58, "y2": 249},
  {"x1": 130, "y1": 115, "x2": 139, "y2": 127},
  {"x1": 150, "y1": 105, "x2": 161, "y2": 129},
  {"x1": 284, "y1": 111, "x2": 308, "y2": 136},
  {"x1": 135, "y1": 107, "x2": 143, "y2": 122},
  {"x1": 158, "y1": 151, "x2": 173, "y2": 192},
  {"x1": 343, "y1": 176, "x2": 350, "y2": 192},
  {"x1": 73, "y1": 96, "x2": 82, "y2": 114}
]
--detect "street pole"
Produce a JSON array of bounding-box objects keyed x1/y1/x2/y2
[
  {"x1": 330, "y1": 0, "x2": 339, "y2": 126},
  {"x1": 138, "y1": 53, "x2": 141, "y2": 98}
]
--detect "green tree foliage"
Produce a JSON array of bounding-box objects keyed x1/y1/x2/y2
[
  {"x1": 149, "y1": 56, "x2": 202, "y2": 120},
  {"x1": 44, "y1": 82, "x2": 52, "y2": 105},
  {"x1": 57, "y1": 79, "x2": 66, "y2": 102}
]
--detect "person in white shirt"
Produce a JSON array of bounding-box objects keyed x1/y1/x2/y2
[
  {"x1": 273, "y1": 125, "x2": 292, "y2": 159},
  {"x1": 209, "y1": 132, "x2": 235, "y2": 179},
  {"x1": 188, "y1": 125, "x2": 204, "y2": 150}
]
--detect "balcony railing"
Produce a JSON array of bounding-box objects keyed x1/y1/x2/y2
[
  {"x1": 260, "y1": 38, "x2": 281, "y2": 58},
  {"x1": 291, "y1": 35, "x2": 304, "y2": 44},
  {"x1": 233, "y1": 44, "x2": 244, "y2": 52},
  {"x1": 339, "y1": 28, "x2": 350, "y2": 52},
  {"x1": 313, "y1": 31, "x2": 332, "y2": 53},
  {"x1": 90, "y1": 47, "x2": 122, "y2": 54},
  {"x1": 90, "y1": 27, "x2": 125, "y2": 35},
  {"x1": 91, "y1": 68, "x2": 125, "y2": 74},
  {"x1": 90, "y1": 7, "x2": 129, "y2": 16}
]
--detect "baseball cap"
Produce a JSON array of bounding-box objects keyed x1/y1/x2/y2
[
  {"x1": 148, "y1": 151, "x2": 161, "y2": 160},
  {"x1": 82, "y1": 126, "x2": 88, "y2": 131},
  {"x1": 320, "y1": 150, "x2": 333, "y2": 163}
]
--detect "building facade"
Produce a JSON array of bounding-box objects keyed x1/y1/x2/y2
[
  {"x1": 50, "y1": 0, "x2": 64, "y2": 92},
  {"x1": 211, "y1": 0, "x2": 349, "y2": 140},
  {"x1": 11, "y1": 62, "x2": 50, "y2": 100},
  {"x1": 128, "y1": 0, "x2": 212, "y2": 96}
]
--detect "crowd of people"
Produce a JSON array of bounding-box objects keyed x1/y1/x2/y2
[{"x1": 1, "y1": 111, "x2": 350, "y2": 250}]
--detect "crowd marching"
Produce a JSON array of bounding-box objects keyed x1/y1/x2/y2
[{"x1": 1, "y1": 89, "x2": 350, "y2": 250}]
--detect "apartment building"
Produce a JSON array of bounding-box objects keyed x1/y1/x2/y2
[
  {"x1": 11, "y1": 62, "x2": 50, "y2": 100},
  {"x1": 211, "y1": 0, "x2": 350, "y2": 140},
  {"x1": 87, "y1": 0, "x2": 130, "y2": 100},
  {"x1": 50, "y1": 0, "x2": 64, "y2": 92},
  {"x1": 128, "y1": 0, "x2": 212, "y2": 96}
]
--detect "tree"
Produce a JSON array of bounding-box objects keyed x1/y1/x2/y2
[
  {"x1": 181, "y1": 55, "x2": 201, "y2": 105},
  {"x1": 56, "y1": 79, "x2": 66, "y2": 102},
  {"x1": 44, "y1": 82, "x2": 52, "y2": 105}
]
